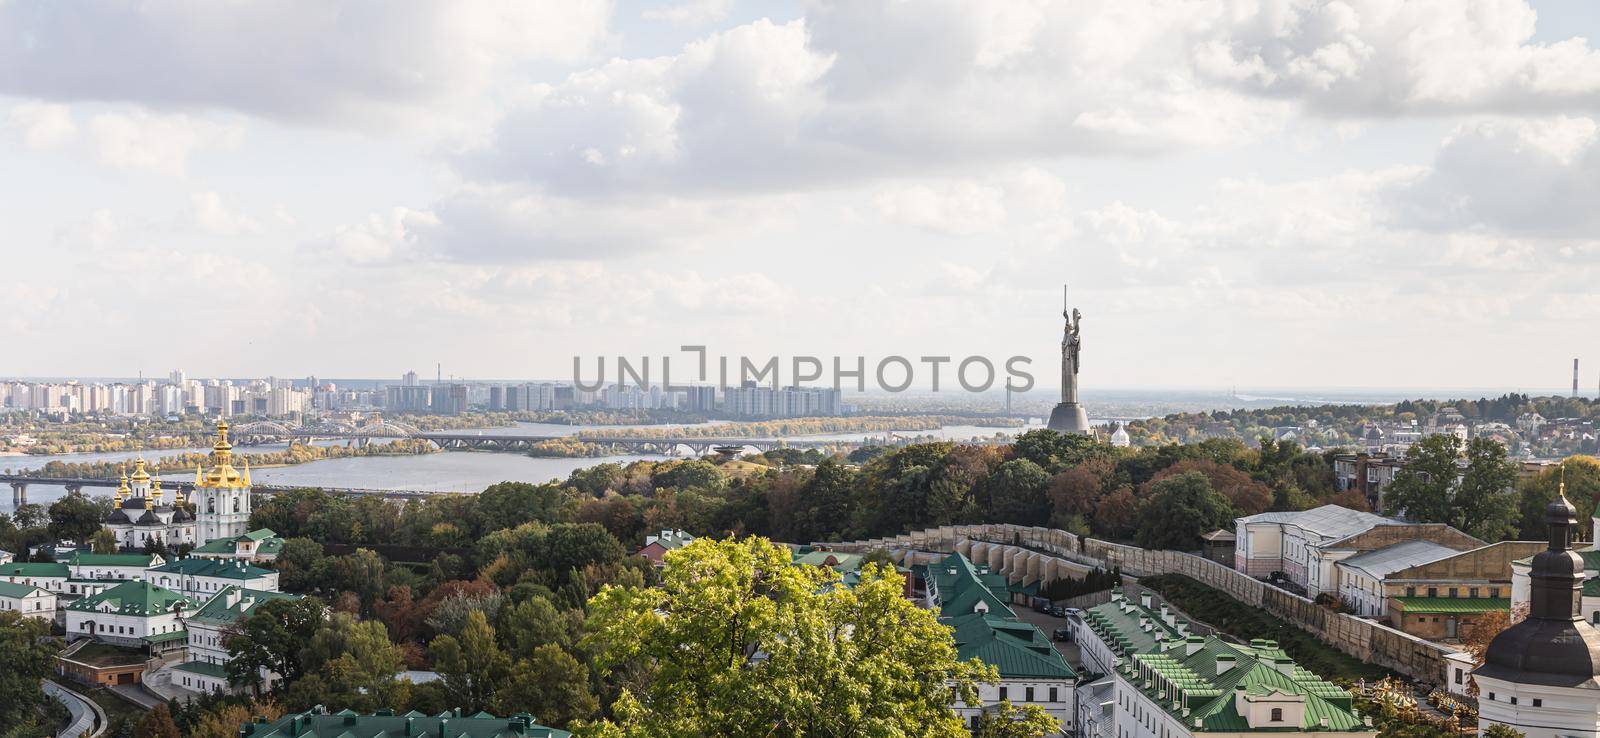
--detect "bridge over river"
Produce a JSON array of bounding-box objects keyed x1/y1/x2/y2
[
  {"x1": 1, "y1": 473, "x2": 461, "y2": 505},
  {"x1": 225, "y1": 420, "x2": 946, "y2": 456}
]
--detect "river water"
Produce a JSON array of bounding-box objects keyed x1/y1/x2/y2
[{"x1": 1, "y1": 420, "x2": 1040, "y2": 513}]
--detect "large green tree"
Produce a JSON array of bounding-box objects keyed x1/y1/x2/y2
[
  {"x1": 1386, "y1": 435, "x2": 1519, "y2": 540},
  {"x1": 1134, "y1": 472, "x2": 1234, "y2": 551},
  {"x1": 584, "y1": 536, "x2": 999, "y2": 737},
  {"x1": 431, "y1": 610, "x2": 512, "y2": 714},
  {"x1": 225, "y1": 597, "x2": 326, "y2": 693},
  {"x1": 48, "y1": 490, "x2": 105, "y2": 543},
  {"x1": 1519, "y1": 456, "x2": 1600, "y2": 540},
  {"x1": 0, "y1": 611, "x2": 60, "y2": 732}
]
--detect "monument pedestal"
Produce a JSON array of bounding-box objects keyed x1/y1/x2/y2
[{"x1": 1047, "y1": 402, "x2": 1090, "y2": 434}]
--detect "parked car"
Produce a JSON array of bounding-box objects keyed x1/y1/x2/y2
[
  {"x1": 1053, "y1": 627, "x2": 1072, "y2": 642},
  {"x1": 1050, "y1": 605, "x2": 1066, "y2": 617}
]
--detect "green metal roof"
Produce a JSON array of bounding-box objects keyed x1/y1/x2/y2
[
  {"x1": 186, "y1": 586, "x2": 302, "y2": 626},
  {"x1": 793, "y1": 550, "x2": 865, "y2": 571},
  {"x1": 1124, "y1": 637, "x2": 1364, "y2": 732},
  {"x1": 0, "y1": 562, "x2": 69, "y2": 578},
  {"x1": 142, "y1": 629, "x2": 189, "y2": 644},
  {"x1": 1085, "y1": 590, "x2": 1368, "y2": 734},
  {"x1": 69, "y1": 552, "x2": 159, "y2": 568},
  {"x1": 192, "y1": 528, "x2": 283, "y2": 555},
  {"x1": 1392, "y1": 597, "x2": 1510, "y2": 614},
  {"x1": 64, "y1": 580, "x2": 198, "y2": 617},
  {"x1": 0, "y1": 580, "x2": 46, "y2": 598},
  {"x1": 944, "y1": 612, "x2": 1077, "y2": 680},
  {"x1": 928, "y1": 553, "x2": 1016, "y2": 618},
  {"x1": 150, "y1": 557, "x2": 274, "y2": 580},
  {"x1": 174, "y1": 660, "x2": 230, "y2": 678},
  {"x1": 239, "y1": 708, "x2": 571, "y2": 738}
]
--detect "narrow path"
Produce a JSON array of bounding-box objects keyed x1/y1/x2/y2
[{"x1": 42, "y1": 680, "x2": 104, "y2": 738}]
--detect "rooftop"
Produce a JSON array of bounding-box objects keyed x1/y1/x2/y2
[
  {"x1": 0, "y1": 580, "x2": 46, "y2": 598},
  {"x1": 64, "y1": 579, "x2": 197, "y2": 617},
  {"x1": 1392, "y1": 597, "x2": 1510, "y2": 615},
  {"x1": 186, "y1": 586, "x2": 301, "y2": 626},
  {"x1": 0, "y1": 562, "x2": 69, "y2": 579},
  {"x1": 150, "y1": 557, "x2": 275, "y2": 580},
  {"x1": 928, "y1": 553, "x2": 1015, "y2": 618},
  {"x1": 239, "y1": 707, "x2": 571, "y2": 738},
  {"x1": 1236, "y1": 504, "x2": 1395, "y2": 541},
  {"x1": 945, "y1": 612, "x2": 1077, "y2": 680},
  {"x1": 1337, "y1": 540, "x2": 1460, "y2": 580},
  {"x1": 68, "y1": 552, "x2": 160, "y2": 568}
]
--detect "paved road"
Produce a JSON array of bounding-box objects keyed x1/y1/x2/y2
[
  {"x1": 42, "y1": 680, "x2": 101, "y2": 738},
  {"x1": 108, "y1": 682, "x2": 163, "y2": 710},
  {"x1": 1014, "y1": 604, "x2": 1083, "y2": 665}
]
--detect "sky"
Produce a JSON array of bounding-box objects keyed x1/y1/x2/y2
[{"x1": 4, "y1": 0, "x2": 1600, "y2": 392}]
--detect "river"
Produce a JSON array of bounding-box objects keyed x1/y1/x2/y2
[{"x1": 1, "y1": 420, "x2": 1041, "y2": 513}]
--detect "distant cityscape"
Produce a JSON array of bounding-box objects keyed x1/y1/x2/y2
[{"x1": 0, "y1": 370, "x2": 845, "y2": 420}]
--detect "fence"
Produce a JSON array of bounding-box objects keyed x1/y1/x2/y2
[{"x1": 824, "y1": 523, "x2": 1454, "y2": 686}]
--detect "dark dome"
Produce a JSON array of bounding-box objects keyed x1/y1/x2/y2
[
  {"x1": 1478, "y1": 488, "x2": 1600, "y2": 687},
  {"x1": 122, "y1": 497, "x2": 147, "y2": 510},
  {"x1": 136, "y1": 510, "x2": 162, "y2": 526},
  {"x1": 106, "y1": 508, "x2": 131, "y2": 524},
  {"x1": 171, "y1": 507, "x2": 193, "y2": 523},
  {"x1": 1479, "y1": 618, "x2": 1600, "y2": 687}
]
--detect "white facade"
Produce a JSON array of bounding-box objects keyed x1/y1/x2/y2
[
  {"x1": 1475, "y1": 676, "x2": 1600, "y2": 738},
  {"x1": 0, "y1": 584, "x2": 55, "y2": 620}
]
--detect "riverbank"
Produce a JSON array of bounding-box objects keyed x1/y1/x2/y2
[{"x1": 26, "y1": 439, "x2": 437, "y2": 479}]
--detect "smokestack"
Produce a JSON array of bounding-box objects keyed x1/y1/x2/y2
[{"x1": 1576, "y1": 358, "x2": 1581, "y2": 397}]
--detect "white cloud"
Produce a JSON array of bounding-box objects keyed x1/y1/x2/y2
[
  {"x1": 7, "y1": 102, "x2": 77, "y2": 148},
  {"x1": 185, "y1": 192, "x2": 261, "y2": 236},
  {"x1": 86, "y1": 111, "x2": 243, "y2": 175},
  {"x1": 0, "y1": 0, "x2": 613, "y2": 127},
  {"x1": 874, "y1": 181, "x2": 1007, "y2": 235},
  {"x1": 642, "y1": 0, "x2": 733, "y2": 25},
  {"x1": 1391, "y1": 116, "x2": 1600, "y2": 236}
]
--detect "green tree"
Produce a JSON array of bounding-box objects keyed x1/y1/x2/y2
[
  {"x1": 1483, "y1": 725, "x2": 1526, "y2": 738},
  {"x1": 431, "y1": 610, "x2": 512, "y2": 714},
  {"x1": 1387, "y1": 435, "x2": 1519, "y2": 540},
  {"x1": 48, "y1": 490, "x2": 105, "y2": 543},
  {"x1": 225, "y1": 597, "x2": 326, "y2": 693},
  {"x1": 493, "y1": 645, "x2": 598, "y2": 726},
  {"x1": 1520, "y1": 457, "x2": 1600, "y2": 540},
  {"x1": 538, "y1": 524, "x2": 625, "y2": 584},
  {"x1": 497, "y1": 595, "x2": 574, "y2": 654},
  {"x1": 1011, "y1": 429, "x2": 1111, "y2": 473},
  {"x1": 1457, "y1": 437, "x2": 1520, "y2": 541},
  {"x1": 320, "y1": 618, "x2": 408, "y2": 711},
  {"x1": 1135, "y1": 472, "x2": 1234, "y2": 551},
  {"x1": 975, "y1": 700, "x2": 1061, "y2": 738},
  {"x1": 985, "y1": 458, "x2": 1051, "y2": 524},
  {"x1": 10, "y1": 503, "x2": 47, "y2": 530},
  {"x1": 0, "y1": 611, "x2": 60, "y2": 731},
  {"x1": 91, "y1": 528, "x2": 119, "y2": 554},
  {"x1": 584, "y1": 537, "x2": 989, "y2": 737},
  {"x1": 1384, "y1": 435, "x2": 1464, "y2": 526}
]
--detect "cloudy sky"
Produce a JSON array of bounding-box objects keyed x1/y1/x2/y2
[{"x1": 4, "y1": 0, "x2": 1600, "y2": 392}]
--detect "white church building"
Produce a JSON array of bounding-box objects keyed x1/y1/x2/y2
[
  {"x1": 103, "y1": 421, "x2": 254, "y2": 551},
  {"x1": 1475, "y1": 485, "x2": 1600, "y2": 738}
]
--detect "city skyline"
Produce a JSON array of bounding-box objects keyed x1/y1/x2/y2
[{"x1": 5, "y1": 1, "x2": 1600, "y2": 388}]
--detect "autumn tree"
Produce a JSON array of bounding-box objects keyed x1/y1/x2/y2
[{"x1": 1149, "y1": 459, "x2": 1272, "y2": 516}]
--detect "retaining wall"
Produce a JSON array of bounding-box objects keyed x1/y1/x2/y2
[{"x1": 821, "y1": 523, "x2": 1453, "y2": 685}]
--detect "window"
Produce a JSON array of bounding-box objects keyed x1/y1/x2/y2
[
  {"x1": 1026, "y1": 687, "x2": 1035, "y2": 702},
  {"x1": 1533, "y1": 699, "x2": 1542, "y2": 707},
  {"x1": 1454, "y1": 669, "x2": 1463, "y2": 684},
  {"x1": 1427, "y1": 587, "x2": 1438, "y2": 597},
  {"x1": 1270, "y1": 709, "x2": 1284, "y2": 722},
  {"x1": 1448, "y1": 588, "x2": 1458, "y2": 598},
  {"x1": 1406, "y1": 587, "x2": 1416, "y2": 597},
  {"x1": 1490, "y1": 587, "x2": 1501, "y2": 598},
  {"x1": 1510, "y1": 697, "x2": 1518, "y2": 705},
  {"x1": 1469, "y1": 588, "x2": 1479, "y2": 598},
  {"x1": 999, "y1": 687, "x2": 1008, "y2": 701},
  {"x1": 1050, "y1": 688, "x2": 1058, "y2": 702},
  {"x1": 1488, "y1": 693, "x2": 1495, "y2": 701}
]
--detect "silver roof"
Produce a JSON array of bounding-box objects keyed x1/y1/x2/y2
[
  {"x1": 1337, "y1": 539, "x2": 1459, "y2": 579},
  {"x1": 1236, "y1": 504, "x2": 1396, "y2": 540}
]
